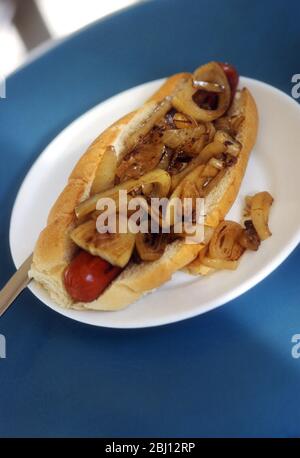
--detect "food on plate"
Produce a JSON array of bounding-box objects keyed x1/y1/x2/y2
[
  {"x1": 29, "y1": 61, "x2": 259, "y2": 311},
  {"x1": 247, "y1": 191, "x2": 274, "y2": 240},
  {"x1": 187, "y1": 192, "x2": 273, "y2": 275}
]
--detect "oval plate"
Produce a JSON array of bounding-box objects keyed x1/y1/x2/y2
[{"x1": 9, "y1": 77, "x2": 300, "y2": 328}]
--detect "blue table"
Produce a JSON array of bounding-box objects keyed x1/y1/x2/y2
[{"x1": 0, "y1": 0, "x2": 300, "y2": 438}]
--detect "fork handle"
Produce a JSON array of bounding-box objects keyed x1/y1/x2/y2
[{"x1": 0, "y1": 254, "x2": 33, "y2": 317}]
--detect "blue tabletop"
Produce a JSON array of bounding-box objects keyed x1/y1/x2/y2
[{"x1": 0, "y1": 0, "x2": 300, "y2": 438}]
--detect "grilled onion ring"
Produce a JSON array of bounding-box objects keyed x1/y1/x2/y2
[
  {"x1": 209, "y1": 220, "x2": 244, "y2": 261},
  {"x1": 172, "y1": 62, "x2": 231, "y2": 122}
]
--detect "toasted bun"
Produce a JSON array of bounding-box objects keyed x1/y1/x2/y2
[{"x1": 30, "y1": 73, "x2": 258, "y2": 311}]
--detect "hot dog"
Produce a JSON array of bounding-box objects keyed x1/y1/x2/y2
[
  {"x1": 29, "y1": 62, "x2": 258, "y2": 311},
  {"x1": 64, "y1": 251, "x2": 122, "y2": 302}
]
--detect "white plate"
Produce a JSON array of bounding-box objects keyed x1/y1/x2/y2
[{"x1": 9, "y1": 77, "x2": 300, "y2": 328}]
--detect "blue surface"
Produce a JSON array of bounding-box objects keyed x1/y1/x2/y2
[{"x1": 0, "y1": 0, "x2": 300, "y2": 438}]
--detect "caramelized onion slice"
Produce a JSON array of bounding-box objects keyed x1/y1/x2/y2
[
  {"x1": 208, "y1": 157, "x2": 224, "y2": 170},
  {"x1": 205, "y1": 122, "x2": 216, "y2": 142},
  {"x1": 173, "y1": 112, "x2": 198, "y2": 129},
  {"x1": 170, "y1": 157, "x2": 202, "y2": 191},
  {"x1": 70, "y1": 220, "x2": 135, "y2": 268},
  {"x1": 158, "y1": 147, "x2": 173, "y2": 171},
  {"x1": 189, "y1": 135, "x2": 208, "y2": 156},
  {"x1": 214, "y1": 130, "x2": 242, "y2": 156},
  {"x1": 116, "y1": 143, "x2": 165, "y2": 182},
  {"x1": 250, "y1": 191, "x2": 274, "y2": 240},
  {"x1": 91, "y1": 146, "x2": 117, "y2": 194},
  {"x1": 135, "y1": 233, "x2": 167, "y2": 262},
  {"x1": 170, "y1": 140, "x2": 224, "y2": 191},
  {"x1": 209, "y1": 220, "x2": 244, "y2": 261},
  {"x1": 172, "y1": 62, "x2": 231, "y2": 122},
  {"x1": 214, "y1": 114, "x2": 245, "y2": 136},
  {"x1": 166, "y1": 164, "x2": 206, "y2": 225},
  {"x1": 75, "y1": 169, "x2": 171, "y2": 219},
  {"x1": 199, "y1": 167, "x2": 226, "y2": 197},
  {"x1": 167, "y1": 162, "x2": 224, "y2": 225},
  {"x1": 162, "y1": 125, "x2": 206, "y2": 149},
  {"x1": 239, "y1": 220, "x2": 261, "y2": 251},
  {"x1": 197, "y1": 139, "x2": 226, "y2": 164}
]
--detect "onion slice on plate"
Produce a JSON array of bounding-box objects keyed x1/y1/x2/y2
[{"x1": 250, "y1": 191, "x2": 274, "y2": 240}]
